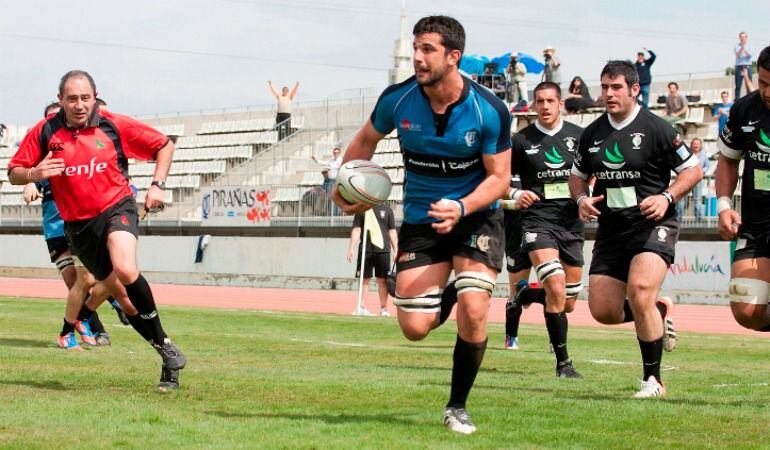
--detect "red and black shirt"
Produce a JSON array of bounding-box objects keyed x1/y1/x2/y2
[{"x1": 9, "y1": 108, "x2": 168, "y2": 221}]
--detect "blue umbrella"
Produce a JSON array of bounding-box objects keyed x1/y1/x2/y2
[{"x1": 493, "y1": 52, "x2": 544, "y2": 75}]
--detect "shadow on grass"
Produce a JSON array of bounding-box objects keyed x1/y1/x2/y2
[
  {"x1": 0, "y1": 379, "x2": 67, "y2": 391},
  {"x1": 206, "y1": 410, "x2": 417, "y2": 425},
  {"x1": 0, "y1": 338, "x2": 51, "y2": 349},
  {"x1": 374, "y1": 364, "x2": 526, "y2": 376}
]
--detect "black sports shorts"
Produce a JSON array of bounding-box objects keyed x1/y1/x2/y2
[
  {"x1": 504, "y1": 209, "x2": 531, "y2": 273},
  {"x1": 520, "y1": 228, "x2": 585, "y2": 268},
  {"x1": 46, "y1": 235, "x2": 70, "y2": 263},
  {"x1": 589, "y1": 217, "x2": 678, "y2": 283},
  {"x1": 355, "y1": 252, "x2": 391, "y2": 279},
  {"x1": 396, "y1": 208, "x2": 504, "y2": 272},
  {"x1": 64, "y1": 196, "x2": 139, "y2": 281},
  {"x1": 734, "y1": 229, "x2": 770, "y2": 262}
]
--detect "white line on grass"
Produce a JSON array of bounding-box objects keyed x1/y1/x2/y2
[
  {"x1": 588, "y1": 359, "x2": 678, "y2": 371},
  {"x1": 713, "y1": 382, "x2": 769, "y2": 388}
]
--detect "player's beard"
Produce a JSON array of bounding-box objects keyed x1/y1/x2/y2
[{"x1": 415, "y1": 65, "x2": 446, "y2": 87}]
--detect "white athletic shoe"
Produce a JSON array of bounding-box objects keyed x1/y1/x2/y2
[
  {"x1": 443, "y1": 407, "x2": 476, "y2": 434},
  {"x1": 634, "y1": 376, "x2": 666, "y2": 399},
  {"x1": 379, "y1": 308, "x2": 391, "y2": 317},
  {"x1": 353, "y1": 306, "x2": 375, "y2": 316},
  {"x1": 658, "y1": 296, "x2": 678, "y2": 352}
]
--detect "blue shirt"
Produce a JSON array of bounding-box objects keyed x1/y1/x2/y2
[
  {"x1": 36, "y1": 180, "x2": 65, "y2": 240},
  {"x1": 713, "y1": 101, "x2": 733, "y2": 133},
  {"x1": 370, "y1": 75, "x2": 511, "y2": 224}
]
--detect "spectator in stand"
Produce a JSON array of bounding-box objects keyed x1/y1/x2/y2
[
  {"x1": 677, "y1": 138, "x2": 710, "y2": 221},
  {"x1": 734, "y1": 32, "x2": 753, "y2": 99},
  {"x1": 635, "y1": 47, "x2": 656, "y2": 110},
  {"x1": 564, "y1": 76, "x2": 593, "y2": 113},
  {"x1": 664, "y1": 82, "x2": 689, "y2": 125},
  {"x1": 713, "y1": 91, "x2": 733, "y2": 133},
  {"x1": 268, "y1": 80, "x2": 299, "y2": 139},
  {"x1": 313, "y1": 147, "x2": 343, "y2": 215},
  {"x1": 0, "y1": 123, "x2": 6, "y2": 139},
  {"x1": 506, "y1": 53, "x2": 528, "y2": 105},
  {"x1": 542, "y1": 46, "x2": 561, "y2": 86}
]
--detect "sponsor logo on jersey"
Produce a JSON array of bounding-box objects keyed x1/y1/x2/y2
[
  {"x1": 379, "y1": 210, "x2": 386, "y2": 219},
  {"x1": 595, "y1": 170, "x2": 641, "y2": 180},
  {"x1": 563, "y1": 136, "x2": 576, "y2": 151},
  {"x1": 48, "y1": 142, "x2": 64, "y2": 153},
  {"x1": 543, "y1": 146, "x2": 566, "y2": 169},
  {"x1": 95, "y1": 139, "x2": 106, "y2": 149},
  {"x1": 536, "y1": 168, "x2": 571, "y2": 179},
  {"x1": 630, "y1": 132, "x2": 645, "y2": 149},
  {"x1": 756, "y1": 129, "x2": 770, "y2": 152},
  {"x1": 62, "y1": 157, "x2": 108, "y2": 179},
  {"x1": 399, "y1": 119, "x2": 421, "y2": 131},
  {"x1": 464, "y1": 130, "x2": 479, "y2": 147},
  {"x1": 588, "y1": 139, "x2": 602, "y2": 153},
  {"x1": 721, "y1": 127, "x2": 733, "y2": 144},
  {"x1": 120, "y1": 215, "x2": 129, "y2": 226},
  {"x1": 744, "y1": 120, "x2": 760, "y2": 132},
  {"x1": 525, "y1": 144, "x2": 541, "y2": 155},
  {"x1": 602, "y1": 142, "x2": 625, "y2": 169}
]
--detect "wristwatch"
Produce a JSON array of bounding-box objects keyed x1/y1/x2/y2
[{"x1": 151, "y1": 180, "x2": 166, "y2": 190}]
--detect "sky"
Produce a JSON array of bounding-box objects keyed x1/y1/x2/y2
[{"x1": 1, "y1": 0, "x2": 768, "y2": 125}]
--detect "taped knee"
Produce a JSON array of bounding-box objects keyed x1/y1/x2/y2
[
  {"x1": 455, "y1": 271, "x2": 496, "y2": 297},
  {"x1": 55, "y1": 256, "x2": 75, "y2": 273},
  {"x1": 565, "y1": 281, "x2": 583, "y2": 299},
  {"x1": 729, "y1": 278, "x2": 770, "y2": 305},
  {"x1": 536, "y1": 259, "x2": 564, "y2": 283},
  {"x1": 393, "y1": 288, "x2": 442, "y2": 313}
]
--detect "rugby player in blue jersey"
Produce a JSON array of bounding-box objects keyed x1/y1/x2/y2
[{"x1": 332, "y1": 16, "x2": 511, "y2": 434}]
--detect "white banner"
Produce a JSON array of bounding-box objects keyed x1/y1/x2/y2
[
  {"x1": 201, "y1": 186, "x2": 271, "y2": 226},
  {"x1": 662, "y1": 241, "x2": 732, "y2": 291}
]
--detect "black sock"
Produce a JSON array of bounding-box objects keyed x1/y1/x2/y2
[
  {"x1": 622, "y1": 299, "x2": 634, "y2": 323},
  {"x1": 638, "y1": 337, "x2": 663, "y2": 381},
  {"x1": 76, "y1": 303, "x2": 95, "y2": 322},
  {"x1": 60, "y1": 319, "x2": 75, "y2": 337},
  {"x1": 126, "y1": 314, "x2": 155, "y2": 342},
  {"x1": 519, "y1": 288, "x2": 546, "y2": 306},
  {"x1": 505, "y1": 300, "x2": 522, "y2": 337},
  {"x1": 438, "y1": 282, "x2": 458, "y2": 325},
  {"x1": 89, "y1": 311, "x2": 106, "y2": 334},
  {"x1": 447, "y1": 335, "x2": 487, "y2": 408},
  {"x1": 545, "y1": 311, "x2": 570, "y2": 366},
  {"x1": 124, "y1": 274, "x2": 167, "y2": 344}
]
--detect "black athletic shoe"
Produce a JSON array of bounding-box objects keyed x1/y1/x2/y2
[
  {"x1": 158, "y1": 365, "x2": 180, "y2": 392},
  {"x1": 94, "y1": 332, "x2": 111, "y2": 346},
  {"x1": 152, "y1": 338, "x2": 187, "y2": 370},
  {"x1": 108, "y1": 298, "x2": 130, "y2": 326},
  {"x1": 556, "y1": 361, "x2": 583, "y2": 379}
]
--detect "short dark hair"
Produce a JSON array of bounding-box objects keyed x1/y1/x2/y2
[
  {"x1": 413, "y1": 16, "x2": 465, "y2": 56},
  {"x1": 58, "y1": 70, "x2": 97, "y2": 96},
  {"x1": 43, "y1": 102, "x2": 60, "y2": 117},
  {"x1": 758, "y1": 45, "x2": 770, "y2": 71},
  {"x1": 600, "y1": 60, "x2": 639, "y2": 86},
  {"x1": 668, "y1": 81, "x2": 679, "y2": 89},
  {"x1": 95, "y1": 98, "x2": 107, "y2": 106},
  {"x1": 533, "y1": 82, "x2": 561, "y2": 99}
]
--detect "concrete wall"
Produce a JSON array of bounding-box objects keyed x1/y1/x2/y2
[{"x1": 0, "y1": 234, "x2": 732, "y2": 305}]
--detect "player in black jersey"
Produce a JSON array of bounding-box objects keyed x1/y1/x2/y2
[
  {"x1": 501, "y1": 175, "x2": 530, "y2": 350},
  {"x1": 715, "y1": 45, "x2": 770, "y2": 332},
  {"x1": 568, "y1": 61, "x2": 702, "y2": 398},
  {"x1": 502, "y1": 82, "x2": 584, "y2": 378}
]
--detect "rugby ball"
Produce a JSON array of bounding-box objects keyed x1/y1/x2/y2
[{"x1": 335, "y1": 160, "x2": 392, "y2": 205}]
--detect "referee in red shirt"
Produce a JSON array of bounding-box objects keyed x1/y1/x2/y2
[{"x1": 8, "y1": 70, "x2": 186, "y2": 391}]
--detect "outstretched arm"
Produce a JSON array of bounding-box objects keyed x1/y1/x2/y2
[
  {"x1": 289, "y1": 82, "x2": 300, "y2": 100},
  {"x1": 268, "y1": 81, "x2": 279, "y2": 98}
]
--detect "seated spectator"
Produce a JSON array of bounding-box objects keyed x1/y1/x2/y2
[
  {"x1": 712, "y1": 91, "x2": 733, "y2": 133},
  {"x1": 664, "y1": 82, "x2": 688, "y2": 125},
  {"x1": 564, "y1": 76, "x2": 593, "y2": 113}
]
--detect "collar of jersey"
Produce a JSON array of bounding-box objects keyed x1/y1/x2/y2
[
  {"x1": 608, "y1": 104, "x2": 641, "y2": 131},
  {"x1": 534, "y1": 119, "x2": 563, "y2": 136},
  {"x1": 417, "y1": 75, "x2": 470, "y2": 114},
  {"x1": 58, "y1": 106, "x2": 102, "y2": 130}
]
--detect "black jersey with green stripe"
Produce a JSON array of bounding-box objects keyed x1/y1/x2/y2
[
  {"x1": 718, "y1": 91, "x2": 770, "y2": 233},
  {"x1": 571, "y1": 105, "x2": 696, "y2": 233},
  {"x1": 512, "y1": 120, "x2": 583, "y2": 232}
]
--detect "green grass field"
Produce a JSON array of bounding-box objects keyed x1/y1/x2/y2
[{"x1": 1, "y1": 297, "x2": 768, "y2": 449}]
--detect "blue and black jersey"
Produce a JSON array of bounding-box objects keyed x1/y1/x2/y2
[
  {"x1": 36, "y1": 180, "x2": 65, "y2": 241},
  {"x1": 370, "y1": 75, "x2": 512, "y2": 224}
]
